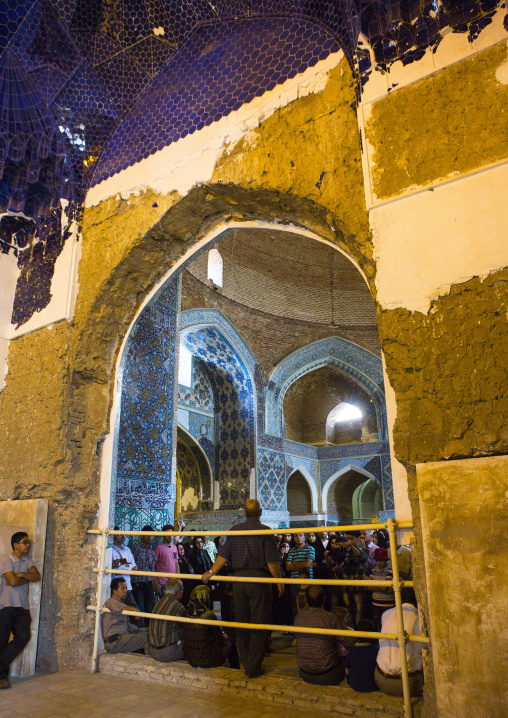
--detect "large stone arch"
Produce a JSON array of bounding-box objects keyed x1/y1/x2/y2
[
  {"x1": 70, "y1": 186, "x2": 375, "y2": 530},
  {"x1": 265, "y1": 337, "x2": 386, "y2": 440},
  {"x1": 18, "y1": 183, "x2": 373, "y2": 668}
]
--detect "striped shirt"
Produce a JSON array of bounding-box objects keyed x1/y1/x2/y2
[
  {"x1": 287, "y1": 544, "x2": 315, "y2": 578},
  {"x1": 148, "y1": 594, "x2": 186, "y2": 648},
  {"x1": 370, "y1": 565, "x2": 395, "y2": 607}
]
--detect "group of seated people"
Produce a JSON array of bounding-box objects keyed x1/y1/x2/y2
[
  {"x1": 276, "y1": 528, "x2": 412, "y2": 632},
  {"x1": 104, "y1": 524, "x2": 420, "y2": 698},
  {"x1": 294, "y1": 584, "x2": 423, "y2": 697}
]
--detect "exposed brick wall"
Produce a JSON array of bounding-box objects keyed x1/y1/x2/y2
[
  {"x1": 187, "y1": 228, "x2": 377, "y2": 327},
  {"x1": 99, "y1": 652, "x2": 410, "y2": 717},
  {"x1": 283, "y1": 365, "x2": 377, "y2": 444},
  {"x1": 287, "y1": 471, "x2": 313, "y2": 514},
  {"x1": 181, "y1": 273, "x2": 380, "y2": 375}
]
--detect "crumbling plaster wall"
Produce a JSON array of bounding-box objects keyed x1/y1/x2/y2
[
  {"x1": 362, "y1": 37, "x2": 508, "y2": 718},
  {"x1": 0, "y1": 55, "x2": 374, "y2": 672},
  {"x1": 0, "y1": 35, "x2": 504, "y2": 718}
]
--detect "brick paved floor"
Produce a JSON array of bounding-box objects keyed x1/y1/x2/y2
[{"x1": 0, "y1": 669, "x2": 344, "y2": 718}]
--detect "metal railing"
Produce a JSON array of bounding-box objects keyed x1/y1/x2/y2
[{"x1": 87, "y1": 519, "x2": 429, "y2": 718}]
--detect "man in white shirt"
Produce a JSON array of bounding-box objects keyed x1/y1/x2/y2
[
  {"x1": 317, "y1": 528, "x2": 329, "y2": 549},
  {"x1": 111, "y1": 529, "x2": 142, "y2": 626},
  {"x1": 0, "y1": 532, "x2": 41, "y2": 689},
  {"x1": 360, "y1": 530, "x2": 377, "y2": 558},
  {"x1": 375, "y1": 593, "x2": 424, "y2": 697}
]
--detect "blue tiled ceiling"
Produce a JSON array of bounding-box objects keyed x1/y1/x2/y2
[
  {"x1": 0, "y1": 0, "x2": 501, "y2": 327},
  {"x1": 93, "y1": 18, "x2": 339, "y2": 183}
]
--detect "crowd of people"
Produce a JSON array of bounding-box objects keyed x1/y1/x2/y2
[{"x1": 104, "y1": 504, "x2": 421, "y2": 698}]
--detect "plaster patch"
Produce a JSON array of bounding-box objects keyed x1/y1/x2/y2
[
  {"x1": 381, "y1": 354, "x2": 411, "y2": 522},
  {"x1": 372, "y1": 162, "x2": 508, "y2": 314},
  {"x1": 0, "y1": 338, "x2": 9, "y2": 391},
  {"x1": 495, "y1": 42, "x2": 508, "y2": 83},
  {"x1": 85, "y1": 50, "x2": 344, "y2": 207},
  {"x1": 0, "y1": 250, "x2": 18, "y2": 340}
]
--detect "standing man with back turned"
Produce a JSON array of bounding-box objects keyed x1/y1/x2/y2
[
  {"x1": 202, "y1": 499, "x2": 283, "y2": 678},
  {"x1": 0, "y1": 532, "x2": 41, "y2": 689}
]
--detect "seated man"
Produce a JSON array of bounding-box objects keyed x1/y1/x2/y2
[
  {"x1": 294, "y1": 585, "x2": 347, "y2": 685},
  {"x1": 148, "y1": 578, "x2": 185, "y2": 662},
  {"x1": 101, "y1": 578, "x2": 147, "y2": 654},
  {"x1": 375, "y1": 590, "x2": 424, "y2": 697}
]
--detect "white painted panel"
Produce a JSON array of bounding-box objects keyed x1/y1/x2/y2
[{"x1": 372, "y1": 162, "x2": 508, "y2": 314}]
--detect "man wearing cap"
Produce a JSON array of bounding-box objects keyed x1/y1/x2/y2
[
  {"x1": 202, "y1": 499, "x2": 284, "y2": 678},
  {"x1": 368, "y1": 548, "x2": 394, "y2": 631}
]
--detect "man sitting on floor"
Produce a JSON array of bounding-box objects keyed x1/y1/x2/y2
[
  {"x1": 148, "y1": 578, "x2": 185, "y2": 662},
  {"x1": 102, "y1": 578, "x2": 147, "y2": 654},
  {"x1": 294, "y1": 585, "x2": 348, "y2": 685},
  {"x1": 375, "y1": 589, "x2": 424, "y2": 697}
]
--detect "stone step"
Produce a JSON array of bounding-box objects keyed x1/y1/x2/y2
[{"x1": 99, "y1": 652, "x2": 423, "y2": 718}]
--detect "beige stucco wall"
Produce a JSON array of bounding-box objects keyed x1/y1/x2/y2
[{"x1": 417, "y1": 455, "x2": 508, "y2": 718}]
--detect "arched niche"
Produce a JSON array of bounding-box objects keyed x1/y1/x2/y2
[
  {"x1": 286, "y1": 465, "x2": 319, "y2": 515},
  {"x1": 282, "y1": 364, "x2": 377, "y2": 446},
  {"x1": 321, "y1": 464, "x2": 381, "y2": 523},
  {"x1": 352, "y1": 478, "x2": 382, "y2": 523},
  {"x1": 180, "y1": 309, "x2": 257, "y2": 511},
  {"x1": 176, "y1": 426, "x2": 213, "y2": 514},
  {"x1": 266, "y1": 336, "x2": 386, "y2": 441}
]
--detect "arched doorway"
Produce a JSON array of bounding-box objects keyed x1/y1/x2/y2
[
  {"x1": 352, "y1": 478, "x2": 382, "y2": 523},
  {"x1": 322, "y1": 465, "x2": 382, "y2": 525},
  {"x1": 176, "y1": 427, "x2": 213, "y2": 517},
  {"x1": 286, "y1": 466, "x2": 319, "y2": 526},
  {"x1": 104, "y1": 216, "x2": 392, "y2": 531}
]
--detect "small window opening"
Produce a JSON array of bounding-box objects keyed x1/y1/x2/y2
[
  {"x1": 178, "y1": 341, "x2": 193, "y2": 387},
  {"x1": 327, "y1": 402, "x2": 362, "y2": 425},
  {"x1": 208, "y1": 248, "x2": 223, "y2": 287}
]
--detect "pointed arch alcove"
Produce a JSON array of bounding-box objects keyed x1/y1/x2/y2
[{"x1": 321, "y1": 464, "x2": 382, "y2": 524}]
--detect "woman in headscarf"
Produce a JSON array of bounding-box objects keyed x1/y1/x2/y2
[
  {"x1": 183, "y1": 585, "x2": 235, "y2": 668},
  {"x1": 307, "y1": 532, "x2": 325, "y2": 563},
  {"x1": 176, "y1": 543, "x2": 194, "y2": 606}
]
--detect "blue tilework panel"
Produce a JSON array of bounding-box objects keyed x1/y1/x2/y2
[
  {"x1": 257, "y1": 448, "x2": 286, "y2": 511},
  {"x1": 115, "y1": 508, "x2": 172, "y2": 532},
  {"x1": 320, "y1": 455, "x2": 382, "y2": 487},
  {"x1": 114, "y1": 278, "x2": 178, "y2": 530},
  {"x1": 93, "y1": 19, "x2": 338, "y2": 183},
  {"x1": 177, "y1": 361, "x2": 214, "y2": 414},
  {"x1": 380, "y1": 454, "x2": 394, "y2": 511},
  {"x1": 180, "y1": 309, "x2": 257, "y2": 375},
  {"x1": 116, "y1": 478, "x2": 176, "y2": 510},
  {"x1": 183, "y1": 325, "x2": 255, "y2": 510},
  {"x1": 187, "y1": 411, "x2": 215, "y2": 474}
]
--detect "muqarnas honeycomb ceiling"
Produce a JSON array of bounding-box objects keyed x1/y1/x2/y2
[{"x1": 0, "y1": 0, "x2": 504, "y2": 328}]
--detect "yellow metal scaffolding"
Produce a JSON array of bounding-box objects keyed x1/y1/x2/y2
[{"x1": 87, "y1": 519, "x2": 429, "y2": 718}]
